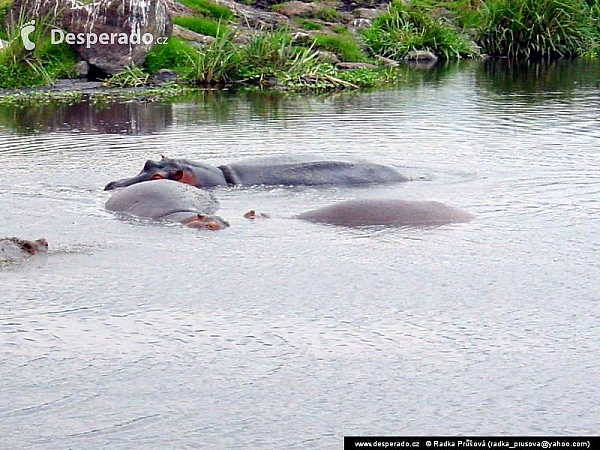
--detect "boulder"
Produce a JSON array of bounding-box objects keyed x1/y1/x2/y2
[
  {"x1": 348, "y1": 18, "x2": 372, "y2": 33},
  {"x1": 404, "y1": 50, "x2": 438, "y2": 61},
  {"x1": 275, "y1": 1, "x2": 321, "y2": 18},
  {"x1": 8, "y1": 0, "x2": 172, "y2": 75}
]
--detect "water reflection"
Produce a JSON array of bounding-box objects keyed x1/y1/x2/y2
[
  {"x1": 475, "y1": 58, "x2": 600, "y2": 101},
  {"x1": 0, "y1": 100, "x2": 174, "y2": 135}
]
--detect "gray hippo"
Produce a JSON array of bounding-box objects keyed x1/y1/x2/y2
[
  {"x1": 105, "y1": 179, "x2": 229, "y2": 230},
  {"x1": 246, "y1": 199, "x2": 474, "y2": 227},
  {"x1": 104, "y1": 155, "x2": 409, "y2": 190},
  {"x1": 1, "y1": 237, "x2": 48, "y2": 259}
]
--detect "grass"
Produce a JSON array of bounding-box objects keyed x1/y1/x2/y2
[
  {"x1": 312, "y1": 34, "x2": 366, "y2": 62},
  {"x1": 173, "y1": 16, "x2": 228, "y2": 37},
  {"x1": 0, "y1": 11, "x2": 78, "y2": 88},
  {"x1": 295, "y1": 18, "x2": 323, "y2": 31},
  {"x1": 144, "y1": 37, "x2": 199, "y2": 74},
  {"x1": 0, "y1": 0, "x2": 12, "y2": 40},
  {"x1": 361, "y1": 0, "x2": 478, "y2": 60},
  {"x1": 104, "y1": 65, "x2": 149, "y2": 87},
  {"x1": 477, "y1": 0, "x2": 595, "y2": 59},
  {"x1": 177, "y1": 0, "x2": 234, "y2": 20},
  {"x1": 309, "y1": 6, "x2": 342, "y2": 22}
]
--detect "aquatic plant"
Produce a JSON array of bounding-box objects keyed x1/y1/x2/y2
[
  {"x1": 361, "y1": 0, "x2": 478, "y2": 60},
  {"x1": 104, "y1": 65, "x2": 149, "y2": 87},
  {"x1": 184, "y1": 29, "x2": 244, "y2": 85},
  {"x1": 477, "y1": 0, "x2": 595, "y2": 59}
]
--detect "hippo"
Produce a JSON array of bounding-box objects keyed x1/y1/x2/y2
[
  {"x1": 246, "y1": 199, "x2": 474, "y2": 227},
  {"x1": 104, "y1": 155, "x2": 409, "y2": 190},
  {"x1": 1, "y1": 237, "x2": 48, "y2": 259},
  {"x1": 105, "y1": 179, "x2": 229, "y2": 230}
]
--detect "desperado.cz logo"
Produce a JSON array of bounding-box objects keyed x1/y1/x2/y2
[
  {"x1": 17, "y1": 18, "x2": 168, "y2": 50},
  {"x1": 51, "y1": 29, "x2": 169, "y2": 48}
]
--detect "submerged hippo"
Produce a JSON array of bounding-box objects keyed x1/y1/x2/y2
[
  {"x1": 246, "y1": 199, "x2": 474, "y2": 227},
  {"x1": 104, "y1": 155, "x2": 409, "y2": 190},
  {"x1": 1, "y1": 237, "x2": 48, "y2": 258},
  {"x1": 105, "y1": 179, "x2": 229, "y2": 230}
]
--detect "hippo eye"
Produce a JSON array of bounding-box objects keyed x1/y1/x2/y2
[{"x1": 151, "y1": 173, "x2": 163, "y2": 180}]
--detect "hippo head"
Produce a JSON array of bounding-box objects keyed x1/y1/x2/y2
[
  {"x1": 104, "y1": 156, "x2": 227, "y2": 190},
  {"x1": 14, "y1": 238, "x2": 48, "y2": 255},
  {"x1": 182, "y1": 214, "x2": 230, "y2": 231}
]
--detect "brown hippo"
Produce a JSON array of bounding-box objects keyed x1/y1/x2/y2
[
  {"x1": 0, "y1": 237, "x2": 48, "y2": 258},
  {"x1": 104, "y1": 155, "x2": 409, "y2": 190},
  {"x1": 246, "y1": 199, "x2": 474, "y2": 227},
  {"x1": 105, "y1": 179, "x2": 229, "y2": 230}
]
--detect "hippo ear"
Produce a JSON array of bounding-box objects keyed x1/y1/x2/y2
[
  {"x1": 171, "y1": 170, "x2": 184, "y2": 181},
  {"x1": 160, "y1": 154, "x2": 169, "y2": 161}
]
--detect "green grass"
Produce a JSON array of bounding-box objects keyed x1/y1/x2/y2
[
  {"x1": 295, "y1": 18, "x2": 323, "y2": 31},
  {"x1": 312, "y1": 34, "x2": 366, "y2": 62},
  {"x1": 361, "y1": 0, "x2": 478, "y2": 60},
  {"x1": 0, "y1": 0, "x2": 12, "y2": 40},
  {"x1": 173, "y1": 16, "x2": 228, "y2": 37},
  {"x1": 0, "y1": 13, "x2": 78, "y2": 88},
  {"x1": 144, "y1": 37, "x2": 198, "y2": 74},
  {"x1": 178, "y1": 0, "x2": 234, "y2": 20},
  {"x1": 477, "y1": 0, "x2": 595, "y2": 59},
  {"x1": 309, "y1": 6, "x2": 342, "y2": 22}
]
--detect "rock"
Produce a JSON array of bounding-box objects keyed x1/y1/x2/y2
[
  {"x1": 404, "y1": 50, "x2": 438, "y2": 61},
  {"x1": 375, "y1": 55, "x2": 399, "y2": 67},
  {"x1": 0, "y1": 38, "x2": 8, "y2": 50},
  {"x1": 315, "y1": 49, "x2": 339, "y2": 64},
  {"x1": 353, "y1": 8, "x2": 380, "y2": 20},
  {"x1": 348, "y1": 18, "x2": 372, "y2": 33},
  {"x1": 335, "y1": 62, "x2": 377, "y2": 70},
  {"x1": 163, "y1": 0, "x2": 196, "y2": 17},
  {"x1": 173, "y1": 24, "x2": 216, "y2": 46},
  {"x1": 64, "y1": 0, "x2": 172, "y2": 75},
  {"x1": 8, "y1": 0, "x2": 172, "y2": 75},
  {"x1": 275, "y1": 1, "x2": 321, "y2": 18},
  {"x1": 216, "y1": 0, "x2": 288, "y2": 28},
  {"x1": 75, "y1": 60, "x2": 89, "y2": 78},
  {"x1": 291, "y1": 31, "x2": 313, "y2": 45}
]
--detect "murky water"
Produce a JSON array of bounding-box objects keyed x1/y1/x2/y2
[{"x1": 1, "y1": 60, "x2": 599, "y2": 448}]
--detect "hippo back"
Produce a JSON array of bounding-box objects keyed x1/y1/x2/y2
[
  {"x1": 105, "y1": 179, "x2": 219, "y2": 220},
  {"x1": 296, "y1": 199, "x2": 474, "y2": 227},
  {"x1": 219, "y1": 155, "x2": 408, "y2": 186}
]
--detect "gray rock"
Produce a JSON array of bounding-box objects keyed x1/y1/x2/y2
[
  {"x1": 75, "y1": 60, "x2": 89, "y2": 77},
  {"x1": 404, "y1": 50, "x2": 438, "y2": 61},
  {"x1": 348, "y1": 18, "x2": 372, "y2": 33},
  {"x1": 275, "y1": 1, "x2": 320, "y2": 18},
  {"x1": 172, "y1": 24, "x2": 216, "y2": 46},
  {"x1": 353, "y1": 8, "x2": 380, "y2": 20}
]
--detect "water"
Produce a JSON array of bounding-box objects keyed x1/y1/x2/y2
[{"x1": 1, "y1": 60, "x2": 599, "y2": 448}]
